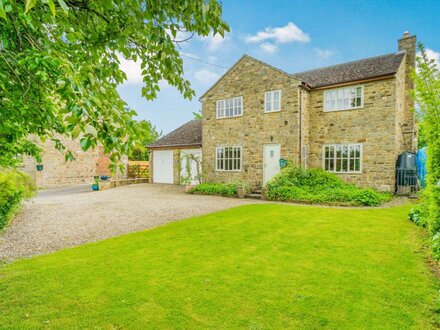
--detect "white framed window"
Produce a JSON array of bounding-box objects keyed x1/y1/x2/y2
[
  {"x1": 324, "y1": 85, "x2": 364, "y2": 112},
  {"x1": 216, "y1": 96, "x2": 243, "y2": 118},
  {"x1": 323, "y1": 144, "x2": 362, "y2": 173},
  {"x1": 265, "y1": 90, "x2": 281, "y2": 112},
  {"x1": 216, "y1": 146, "x2": 242, "y2": 171}
]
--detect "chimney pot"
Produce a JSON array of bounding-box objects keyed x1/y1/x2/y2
[{"x1": 403, "y1": 31, "x2": 410, "y2": 38}]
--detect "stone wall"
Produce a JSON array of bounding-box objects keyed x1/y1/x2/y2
[
  {"x1": 307, "y1": 78, "x2": 398, "y2": 191},
  {"x1": 201, "y1": 56, "x2": 301, "y2": 189},
  {"x1": 21, "y1": 138, "x2": 126, "y2": 188}
]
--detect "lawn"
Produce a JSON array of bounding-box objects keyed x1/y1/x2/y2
[{"x1": 0, "y1": 204, "x2": 438, "y2": 329}]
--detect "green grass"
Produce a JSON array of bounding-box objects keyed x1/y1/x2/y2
[{"x1": 0, "y1": 204, "x2": 438, "y2": 329}]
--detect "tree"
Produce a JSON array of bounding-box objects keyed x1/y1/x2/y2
[
  {"x1": 0, "y1": 0, "x2": 229, "y2": 170},
  {"x1": 193, "y1": 109, "x2": 202, "y2": 119},
  {"x1": 129, "y1": 120, "x2": 160, "y2": 161},
  {"x1": 411, "y1": 44, "x2": 440, "y2": 258}
]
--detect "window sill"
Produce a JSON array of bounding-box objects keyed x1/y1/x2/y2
[
  {"x1": 215, "y1": 170, "x2": 242, "y2": 172},
  {"x1": 323, "y1": 106, "x2": 364, "y2": 113},
  {"x1": 264, "y1": 110, "x2": 281, "y2": 113},
  {"x1": 327, "y1": 171, "x2": 363, "y2": 175},
  {"x1": 216, "y1": 114, "x2": 243, "y2": 120}
]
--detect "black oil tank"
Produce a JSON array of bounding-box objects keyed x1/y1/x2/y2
[{"x1": 396, "y1": 152, "x2": 416, "y2": 170}]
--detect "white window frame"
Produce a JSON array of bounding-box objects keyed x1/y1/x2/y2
[
  {"x1": 322, "y1": 144, "x2": 363, "y2": 174},
  {"x1": 215, "y1": 146, "x2": 242, "y2": 172},
  {"x1": 264, "y1": 90, "x2": 281, "y2": 113},
  {"x1": 216, "y1": 96, "x2": 243, "y2": 119},
  {"x1": 323, "y1": 85, "x2": 364, "y2": 112}
]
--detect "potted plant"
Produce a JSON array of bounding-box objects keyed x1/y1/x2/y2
[
  {"x1": 91, "y1": 176, "x2": 100, "y2": 191},
  {"x1": 235, "y1": 181, "x2": 249, "y2": 198}
]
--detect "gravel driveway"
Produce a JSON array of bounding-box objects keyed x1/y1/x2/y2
[{"x1": 0, "y1": 184, "x2": 257, "y2": 261}]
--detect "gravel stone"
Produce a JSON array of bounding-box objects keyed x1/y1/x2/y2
[{"x1": 0, "y1": 184, "x2": 256, "y2": 261}]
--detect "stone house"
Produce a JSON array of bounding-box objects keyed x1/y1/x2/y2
[{"x1": 150, "y1": 32, "x2": 417, "y2": 192}]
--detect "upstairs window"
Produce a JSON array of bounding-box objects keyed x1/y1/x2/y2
[
  {"x1": 265, "y1": 90, "x2": 281, "y2": 112},
  {"x1": 324, "y1": 86, "x2": 363, "y2": 112},
  {"x1": 323, "y1": 144, "x2": 362, "y2": 173},
  {"x1": 216, "y1": 146, "x2": 242, "y2": 171},
  {"x1": 216, "y1": 97, "x2": 243, "y2": 118}
]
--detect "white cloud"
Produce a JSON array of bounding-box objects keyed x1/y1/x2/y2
[
  {"x1": 424, "y1": 48, "x2": 440, "y2": 66},
  {"x1": 118, "y1": 54, "x2": 170, "y2": 89},
  {"x1": 314, "y1": 48, "x2": 335, "y2": 60},
  {"x1": 201, "y1": 32, "x2": 230, "y2": 51},
  {"x1": 194, "y1": 69, "x2": 220, "y2": 84},
  {"x1": 118, "y1": 55, "x2": 143, "y2": 85},
  {"x1": 260, "y1": 42, "x2": 278, "y2": 54},
  {"x1": 245, "y1": 22, "x2": 310, "y2": 44}
]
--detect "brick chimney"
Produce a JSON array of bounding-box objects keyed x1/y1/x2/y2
[{"x1": 397, "y1": 31, "x2": 417, "y2": 151}]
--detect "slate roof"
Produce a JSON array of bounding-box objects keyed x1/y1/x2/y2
[
  {"x1": 292, "y1": 52, "x2": 405, "y2": 88},
  {"x1": 149, "y1": 119, "x2": 202, "y2": 148}
]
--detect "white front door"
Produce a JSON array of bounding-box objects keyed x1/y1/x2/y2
[
  {"x1": 263, "y1": 144, "x2": 281, "y2": 184},
  {"x1": 180, "y1": 149, "x2": 202, "y2": 185},
  {"x1": 152, "y1": 150, "x2": 174, "y2": 184}
]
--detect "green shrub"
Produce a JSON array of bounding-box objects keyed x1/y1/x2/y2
[
  {"x1": 266, "y1": 166, "x2": 391, "y2": 206},
  {"x1": 189, "y1": 181, "x2": 251, "y2": 197},
  {"x1": 189, "y1": 183, "x2": 238, "y2": 197},
  {"x1": 0, "y1": 169, "x2": 36, "y2": 230},
  {"x1": 408, "y1": 204, "x2": 427, "y2": 227}
]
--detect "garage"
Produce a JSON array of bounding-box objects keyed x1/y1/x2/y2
[
  {"x1": 149, "y1": 119, "x2": 202, "y2": 185},
  {"x1": 152, "y1": 150, "x2": 174, "y2": 183}
]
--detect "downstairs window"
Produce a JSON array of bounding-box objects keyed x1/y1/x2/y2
[{"x1": 323, "y1": 144, "x2": 362, "y2": 173}]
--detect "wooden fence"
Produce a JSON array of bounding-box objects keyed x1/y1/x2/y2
[{"x1": 127, "y1": 163, "x2": 149, "y2": 179}]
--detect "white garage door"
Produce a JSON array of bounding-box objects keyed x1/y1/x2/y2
[{"x1": 152, "y1": 150, "x2": 174, "y2": 184}]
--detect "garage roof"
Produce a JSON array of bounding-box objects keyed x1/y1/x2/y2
[{"x1": 148, "y1": 119, "x2": 202, "y2": 148}]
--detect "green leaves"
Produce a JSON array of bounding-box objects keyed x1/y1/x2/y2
[
  {"x1": 80, "y1": 137, "x2": 92, "y2": 151},
  {"x1": 57, "y1": 0, "x2": 68, "y2": 13},
  {"x1": 411, "y1": 43, "x2": 440, "y2": 259},
  {"x1": 0, "y1": 1, "x2": 5, "y2": 21},
  {"x1": 0, "y1": 0, "x2": 229, "y2": 169},
  {"x1": 47, "y1": 0, "x2": 56, "y2": 16},
  {"x1": 25, "y1": 0, "x2": 37, "y2": 14}
]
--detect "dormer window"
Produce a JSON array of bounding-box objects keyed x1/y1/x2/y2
[
  {"x1": 216, "y1": 96, "x2": 243, "y2": 118},
  {"x1": 324, "y1": 86, "x2": 363, "y2": 112},
  {"x1": 265, "y1": 90, "x2": 281, "y2": 112}
]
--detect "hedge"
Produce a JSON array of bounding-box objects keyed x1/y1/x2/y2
[
  {"x1": 189, "y1": 182, "x2": 249, "y2": 197},
  {"x1": 0, "y1": 169, "x2": 36, "y2": 230}
]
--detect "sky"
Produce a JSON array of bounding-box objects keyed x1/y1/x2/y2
[{"x1": 116, "y1": 0, "x2": 440, "y2": 135}]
